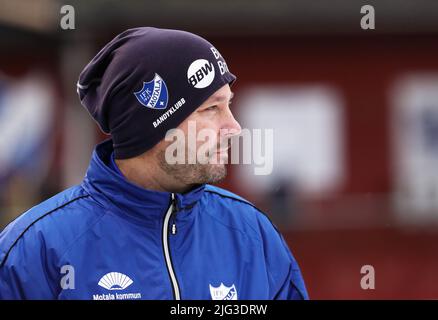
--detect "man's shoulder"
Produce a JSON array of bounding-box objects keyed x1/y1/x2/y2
[
  {"x1": 0, "y1": 185, "x2": 98, "y2": 267},
  {"x1": 203, "y1": 185, "x2": 279, "y2": 241},
  {"x1": 204, "y1": 184, "x2": 253, "y2": 205}
]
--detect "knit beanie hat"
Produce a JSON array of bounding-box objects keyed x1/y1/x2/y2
[{"x1": 77, "y1": 27, "x2": 236, "y2": 159}]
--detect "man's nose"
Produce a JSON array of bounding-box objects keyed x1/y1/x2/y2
[{"x1": 222, "y1": 108, "x2": 242, "y2": 137}]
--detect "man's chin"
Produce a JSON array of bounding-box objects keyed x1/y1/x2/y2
[{"x1": 200, "y1": 163, "x2": 227, "y2": 185}]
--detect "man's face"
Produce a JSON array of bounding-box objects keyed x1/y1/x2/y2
[{"x1": 155, "y1": 84, "x2": 241, "y2": 187}]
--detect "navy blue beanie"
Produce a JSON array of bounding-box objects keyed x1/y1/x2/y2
[{"x1": 77, "y1": 27, "x2": 236, "y2": 159}]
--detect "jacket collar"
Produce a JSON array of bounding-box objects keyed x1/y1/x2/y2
[{"x1": 82, "y1": 139, "x2": 205, "y2": 225}]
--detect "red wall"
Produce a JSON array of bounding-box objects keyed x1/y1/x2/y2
[
  {"x1": 287, "y1": 227, "x2": 438, "y2": 299},
  {"x1": 212, "y1": 34, "x2": 438, "y2": 196}
]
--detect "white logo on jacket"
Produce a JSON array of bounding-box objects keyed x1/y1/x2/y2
[
  {"x1": 209, "y1": 283, "x2": 238, "y2": 300},
  {"x1": 98, "y1": 272, "x2": 133, "y2": 290},
  {"x1": 93, "y1": 272, "x2": 142, "y2": 300}
]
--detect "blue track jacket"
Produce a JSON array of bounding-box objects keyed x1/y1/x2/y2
[{"x1": 0, "y1": 140, "x2": 308, "y2": 300}]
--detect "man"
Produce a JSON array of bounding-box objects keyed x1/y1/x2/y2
[{"x1": 0, "y1": 27, "x2": 308, "y2": 300}]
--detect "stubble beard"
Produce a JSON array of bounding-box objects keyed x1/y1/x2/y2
[{"x1": 156, "y1": 145, "x2": 228, "y2": 187}]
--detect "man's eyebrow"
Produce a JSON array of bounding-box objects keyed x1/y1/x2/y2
[{"x1": 209, "y1": 91, "x2": 234, "y2": 104}]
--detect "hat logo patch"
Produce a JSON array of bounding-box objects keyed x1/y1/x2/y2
[
  {"x1": 134, "y1": 73, "x2": 169, "y2": 109},
  {"x1": 187, "y1": 59, "x2": 215, "y2": 89}
]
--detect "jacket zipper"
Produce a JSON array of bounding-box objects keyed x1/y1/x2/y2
[{"x1": 162, "y1": 193, "x2": 181, "y2": 300}]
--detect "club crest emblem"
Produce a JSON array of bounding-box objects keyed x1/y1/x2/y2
[
  {"x1": 134, "y1": 73, "x2": 169, "y2": 109},
  {"x1": 209, "y1": 283, "x2": 238, "y2": 300}
]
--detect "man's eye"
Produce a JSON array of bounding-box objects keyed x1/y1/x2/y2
[{"x1": 204, "y1": 105, "x2": 218, "y2": 111}]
